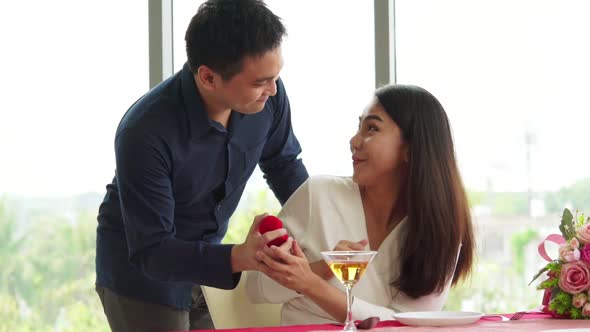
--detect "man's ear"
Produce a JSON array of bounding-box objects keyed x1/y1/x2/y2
[{"x1": 196, "y1": 65, "x2": 217, "y2": 90}]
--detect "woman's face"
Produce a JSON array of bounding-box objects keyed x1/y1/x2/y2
[{"x1": 350, "y1": 99, "x2": 408, "y2": 186}]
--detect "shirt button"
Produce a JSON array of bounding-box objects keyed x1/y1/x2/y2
[{"x1": 216, "y1": 204, "x2": 222, "y2": 211}]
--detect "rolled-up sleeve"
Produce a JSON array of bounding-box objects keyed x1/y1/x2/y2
[{"x1": 115, "y1": 129, "x2": 240, "y2": 289}]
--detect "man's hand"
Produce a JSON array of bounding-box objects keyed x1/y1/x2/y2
[{"x1": 230, "y1": 213, "x2": 290, "y2": 273}]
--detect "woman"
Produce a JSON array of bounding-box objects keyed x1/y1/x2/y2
[{"x1": 246, "y1": 84, "x2": 475, "y2": 325}]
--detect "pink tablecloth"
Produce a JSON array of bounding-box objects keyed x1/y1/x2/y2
[{"x1": 195, "y1": 313, "x2": 590, "y2": 331}]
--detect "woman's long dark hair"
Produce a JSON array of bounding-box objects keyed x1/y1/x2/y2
[{"x1": 375, "y1": 84, "x2": 475, "y2": 298}]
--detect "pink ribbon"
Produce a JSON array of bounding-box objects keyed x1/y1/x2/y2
[
  {"x1": 537, "y1": 234, "x2": 567, "y2": 316},
  {"x1": 537, "y1": 234, "x2": 565, "y2": 262}
]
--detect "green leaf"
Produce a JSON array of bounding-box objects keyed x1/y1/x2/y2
[
  {"x1": 574, "y1": 210, "x2": 587, "y2": 227},
  {"x1": 529, "y1": 266, "x2": 549, "y2": 286},
  {"x1": 549, "y1": 291, "x2": 573, "y2": 315},
  {"x1": 569, "y1": 307, "x2": 583, "y2": 319},
  {"x1": 546, "y1": 260, "x2": 562, "y2": 273},
  {"x1": 537, "y1": 278, "x2": 558, "y2": 290},
  {"x1": 559, "y1": 208, "x2": 576, "y2": 240}
]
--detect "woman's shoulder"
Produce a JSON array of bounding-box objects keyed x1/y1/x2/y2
[
  {"x1": 305, "y1": 175, "x2": 358, "y2": 197},
  {"x1": 306, "y1": 175, "x2": 355, "y2": 188}
]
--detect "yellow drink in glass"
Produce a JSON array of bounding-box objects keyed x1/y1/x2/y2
[
  {"x1": 321, "y1": 251, "x2": 377, "y2": 332},
  {"x1": 328, "y1": 261, "x2": 369, "y2": 286}
]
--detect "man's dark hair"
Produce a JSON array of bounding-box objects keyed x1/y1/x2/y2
[{"x1": 185, "y1": 0, "x2": 286, "y2": 80}]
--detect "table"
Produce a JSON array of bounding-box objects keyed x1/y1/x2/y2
[{"x1": 195, "y1": 313, "x2": 590, "y2": 331}]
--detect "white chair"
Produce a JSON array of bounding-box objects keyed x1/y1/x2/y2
[{"x1": 201, "y1": 271, "x2": 282, "y2": 329}]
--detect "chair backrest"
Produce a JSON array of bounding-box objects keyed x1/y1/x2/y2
[{"x1": 201, "y1": 272, "x2": 282, "y2": 329}]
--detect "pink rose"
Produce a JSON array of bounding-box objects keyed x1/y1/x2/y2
[
  {"x1": 559, "y1": 243, "x2": 569, "y2": 258},
  {"x1": 558, "y1": 261, "x2": 590, "y2": 294},
  {"x1": 583, "y1": 303, "x2": 590, "y2": 317},
  {"x1": 577, "y1": 224, "x2": 590, "y2": 244},
  {"x1": 582, "y1": 244, "x2": 590, "y2": 264},
  {"x1": 571, "y1": 238, "x2": 581, "y2": 249},
  {"x1": 564, "y1": 249, "x2": 581, "y2": 262},
  {"x1": 560, "y1": 239, "x2": 581, "y2": 262},
  {"x1": 572, "y1": 293, "x2": 587, "y2": 308},
  {"x1": 559, "y1": 238, "x2": 580, "y2": 263}
]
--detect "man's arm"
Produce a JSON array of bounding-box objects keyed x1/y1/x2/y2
[
  {"x1": 115, "y1": 130, "x2": 238, "y2": 289},
  {"x1": 259, "y1": 78, "x2": 309, "y2": 205}
]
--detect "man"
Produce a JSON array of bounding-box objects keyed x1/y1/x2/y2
[{"x1": 95, "y1": 1, "x2": 308, "y2": 331}]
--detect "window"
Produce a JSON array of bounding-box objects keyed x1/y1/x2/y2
[
  {"x1": 5, "y1": 1, "x2": 586, "y2": 328},
  {"x1": 0, "y1": 2, "x2": 148, "y2": 196},
  {"x1": 396, "y1": 0, "x2": 590, "y2": 311},
  {"x1": 0, "y1": 1, "x2": 148, "y2": 330},
  {"x1": 264, "y1": 1, "x2": 375, "y2": 179}
]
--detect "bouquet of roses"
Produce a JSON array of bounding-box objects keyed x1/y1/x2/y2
[{"x1": 530, "y1": 208, "x2": 590, "y2": 319}]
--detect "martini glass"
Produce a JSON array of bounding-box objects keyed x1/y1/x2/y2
[{"x1": 321, "y1": 250, "x2": 377, "y2": 331}]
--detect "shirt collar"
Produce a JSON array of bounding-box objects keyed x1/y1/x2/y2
[
  {"x1": 180, "y1": 62, "x2": 246, "y2": 138},
  {"x1": 181, "y1": 62, "x2": 212, "y2": 138}
]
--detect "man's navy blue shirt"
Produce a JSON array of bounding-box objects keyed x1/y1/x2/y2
[{"x1": 96, "y1": 63, "x2": 308, "y2": 310}]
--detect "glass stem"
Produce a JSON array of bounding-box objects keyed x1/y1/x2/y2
[{"x1": 344, "y1": 284, "x2": 356, "y2": 331}]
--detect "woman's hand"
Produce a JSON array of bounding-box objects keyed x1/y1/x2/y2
[
  {"x1": 333, "y1": 239, "x2": 369, "y2": 251},
  {"x1": 255, "y1": 240, "x2": 323, "y2": 295},
  {"x1": 308, "y1": 239, "x2": 370, "y2": 280},
  {"x1": 309, "y1": 260, "x2": 333, "y2": 280}
]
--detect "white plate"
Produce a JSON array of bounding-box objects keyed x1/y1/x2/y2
[{"x1": 392, "y1": 311, "x2": 483, "y2": 327}]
